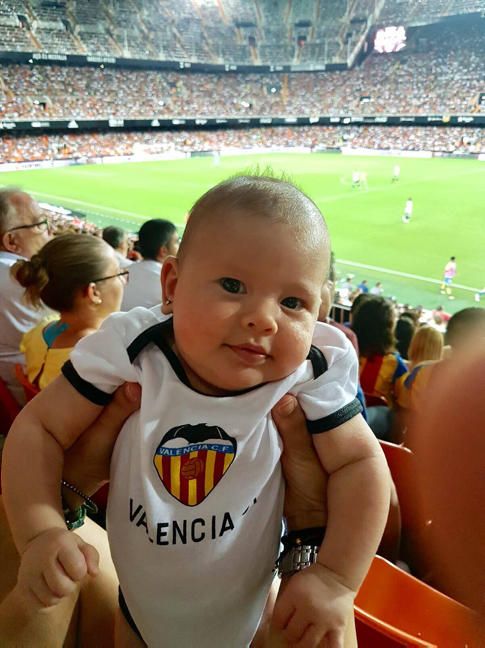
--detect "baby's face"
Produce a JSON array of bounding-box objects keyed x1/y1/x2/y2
[{"x1": 163, "y1": 213, "x2": 329, "y2": 395}]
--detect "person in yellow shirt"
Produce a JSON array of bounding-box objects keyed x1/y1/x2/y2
[{"x1": 11, "y1": 233, "x2": 127, "y2": 392}]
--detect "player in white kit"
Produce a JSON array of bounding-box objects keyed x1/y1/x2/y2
[
  {"x1": 402, "y1": 197, "x2": 413, "y2": 223},
  {"x1": 4, "y1": 175, "x2": 390, "y2": 648}
]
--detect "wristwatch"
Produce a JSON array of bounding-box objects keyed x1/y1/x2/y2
[
  {"x1": 276, "y1": 526, "x2": 325, "y2": 577},
  {"x1": 277, "y1": 541, "x2": 319, "y2": 577}
]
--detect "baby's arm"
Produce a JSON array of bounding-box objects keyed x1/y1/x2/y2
[
  {"x1": 2, "y1": 376, "x2": 105, "y2": 605},
  {"x1": 312, "y1": 415, "x2": 389, "y2": 587},
  {"x1": 272, "y1": 414, "x2": 389, "y2": 646}
]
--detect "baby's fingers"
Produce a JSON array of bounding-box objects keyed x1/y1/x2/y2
[
  {"x1": 29, "y1": 573, "x2": 65, "y2": 608},
  {"x1": 57, "y1": 544, "x2": 89, "y2": 582},
  {"x1": 43, "y1": 559, "x2": 81, "y2": 599},
  {"x1": 271, "y1": 596, "x2": 295, "y2": 631},
  {"x1": 79, "y1": 541, "x2": 100, "y2": 576}
]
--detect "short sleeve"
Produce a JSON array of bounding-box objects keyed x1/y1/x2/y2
[
  {"x1": 61, "y1": 308, "x2": 158, "y2": 405},
  {"x1": 294, "y1": 323, "x2": 362, "y2": 434}
]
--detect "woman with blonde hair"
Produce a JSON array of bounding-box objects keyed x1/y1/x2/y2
[
  {"x1": 408, "y1": 326, "x2": 444, "y2": 370},
  {"x1": 11, "y1": 233, "x2": 127, "y2": 390}
]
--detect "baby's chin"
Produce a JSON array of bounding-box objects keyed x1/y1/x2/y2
[{"x1": 202, "y1": 367, "x2": 295, "y2": 396}]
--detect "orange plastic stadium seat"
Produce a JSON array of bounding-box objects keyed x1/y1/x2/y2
[
  {"x1": 15, "y1": 363, "x2": 40, "y2": 402},
  {"x1": 379, "y1": 440, "x2": 417, "y2": 532},
  {"x1": 355, "y1": 556, "x2": 485, "y2": 648}
]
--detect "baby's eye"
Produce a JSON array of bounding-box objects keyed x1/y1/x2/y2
[
  {"x1": 219, "y1": 277, "x2": 244, "y2": 294},
  {"x1": 281, "y1": 296, "x2": 303, "y2": 310}
]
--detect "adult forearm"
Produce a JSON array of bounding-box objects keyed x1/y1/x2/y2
[
  {"x1": 62, "y1": 382, "x2": 142, "y2": 503},
  {"x1": 317, "y1": 455, "x2": 390, "y2": 591}
]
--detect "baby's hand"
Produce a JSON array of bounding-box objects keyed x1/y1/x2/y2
[
  {"x1": 271, "y1": 563, "x2": 356, "y2": 647},
  {"x1": 17, "y1": 527, "x2": 99, "y2": 608}
]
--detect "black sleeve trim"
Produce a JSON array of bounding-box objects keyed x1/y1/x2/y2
[
  {"x1": 127, "y1": 321, "x2": 168, "y2": 363},
  {"x1": 307, "y1": 345, "x2": 328, "y2": 378},
  {"x1": 306, "y1": 398, "x2": 363, "y2": 434},
  {"x1": 61, "y1": 360, "x2": 113, "y2": 406}
]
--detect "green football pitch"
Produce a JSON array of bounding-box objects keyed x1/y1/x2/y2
[{"x1": 1, "y1": 152, "x2": 484, "y2": 312}]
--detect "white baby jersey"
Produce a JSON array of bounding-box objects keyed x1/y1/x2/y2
[{"x1": 63, "y1": 306, "x2": 361, "y2": 647}]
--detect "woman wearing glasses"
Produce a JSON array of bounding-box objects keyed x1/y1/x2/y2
[{"x1": 11, "y1": 233, "x2": 128, "y2": 391}]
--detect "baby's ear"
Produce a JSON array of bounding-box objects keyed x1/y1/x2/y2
[{"x1": 161, "y1": 256, "x2": 178, "y2": 314}]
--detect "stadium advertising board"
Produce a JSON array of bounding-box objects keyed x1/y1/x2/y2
[{"x1": 2, "y1": 115, "x2": 483, "y2": 134}]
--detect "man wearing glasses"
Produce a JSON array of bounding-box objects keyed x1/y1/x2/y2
[{"x1": 0, "y1": 189, "x2": 51, "y2": 402}]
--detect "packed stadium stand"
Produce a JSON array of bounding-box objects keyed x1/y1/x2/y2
[
  {"x1": 0, "y1": 3, "x2": 484, "y2": 647},
  {"x1": 0, "y1": 0, "x2": 482, "y2": 64},
  {"x1": 0, "y1": 16, "x2": 483, "y2": 128},
  {"x1": 0, "y1": 2, "x2": 483, "y2": 160}
]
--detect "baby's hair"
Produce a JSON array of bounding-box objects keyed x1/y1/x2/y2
[
  {"x1": 179, "y1": 171, "x2": 328, "y2": 263},
  {"x1": 11, "y1": 233, "x2": 111, "y2": 311}
]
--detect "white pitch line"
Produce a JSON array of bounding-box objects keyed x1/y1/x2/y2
[
  {"x1": 337, "y1": 258, "x2": 478, "y2": 292},
  {"x1": 1, "y1": 183, "x2": 479, "y2": 292},
  {"x1": 0, "y1": 185, "x2": 146, "y2": 224}
]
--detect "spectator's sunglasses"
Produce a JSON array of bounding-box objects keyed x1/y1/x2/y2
[
  {"x1": 6, "y1": 219, "x2": 50, "y2": 234},
  {"x1": 92, "y1": 270, "x2": 130, "y2": 284}
]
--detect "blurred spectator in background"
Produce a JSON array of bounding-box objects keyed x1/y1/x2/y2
[
  {"x1": 357, "y1": 279, "x2": 369, "y2": 293},
  {"x1": 431, "y1": 304, "x2": 451, "y2": 327},
  {"x1": 407, "y1": 326, "x2": 443, "y2": 371},
  {"x1": 353, "y1": 296, "x2": 408, "y2": 408},
  {"x1": 102, "y1": 226, "x2": 132, "y2": 269},
  {"x1": 348, "y1": 292, "x2": 374, "y2": 327},
  {"x1": 0, "y1": 189, "x2": 51, "y2": 402},
  {"x1": 409, "y1": 348, "x2": 485, "y2": 615},
  {"x1": 399, "y1": 307, "x2": 485, "y2": 414},
  {"x1": 11, "y1": 234, "x2": 126, "y2": 391},
  {"x1": 121, "y1": 218, "x2": 179, "y2": 311},
  {"x1": 370, "y1": 281, "x2": 384, "y2": 296},
  {"x1": 395, "y1": 314, "x2": 417, "y2": 361},
  {"x1": 319, "y1": 254, "x2": 359, "y2": 354},
  {"x1": 352, "y1": 296, "x2": 408, "y2": 439}
]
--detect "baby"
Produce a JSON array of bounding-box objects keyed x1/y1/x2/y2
[{"x1": 3, "y1": 175, "x2": 389, "y2": 647}]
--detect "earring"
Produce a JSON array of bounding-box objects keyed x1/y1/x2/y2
[
  {"x1": 94, "y1": 297, "x2": 103, "y2": 305},
  {"x1": 165, "y1": 298, "x2": 172, "y2": 305}
]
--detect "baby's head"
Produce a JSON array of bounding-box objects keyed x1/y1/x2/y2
[{"x1": 162, "y1": 174, "x2": 330, "y2": 395}]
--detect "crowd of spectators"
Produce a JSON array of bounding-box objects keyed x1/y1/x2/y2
[
  {"x1": 1, "y1": 125, "x2": 482, "y2": 164},
  {"x1": 1, "y1": 30, "x2": 482, "y2": 122},
  {"x1": 0, "y1": 0, "x2": 359, "y2": 64},
  {"x1": 0, "y1": 0, "x2": 482, "y2": 66},
  {"x1": 0, "y1": 20, "x2": 483, "y2": 122}
]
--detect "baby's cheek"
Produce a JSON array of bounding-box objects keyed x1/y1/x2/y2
[{"x1": 278, "y1": 329, "x2": 313, "y2": 372}]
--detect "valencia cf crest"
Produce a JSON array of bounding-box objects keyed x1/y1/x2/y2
[{"x1": 153, "y1": 424, "x2": 237, "y2": 506}]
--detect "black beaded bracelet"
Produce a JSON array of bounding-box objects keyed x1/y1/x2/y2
[{"x1": 61, "y1": 479, "x2": 99, "y2": 515}]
